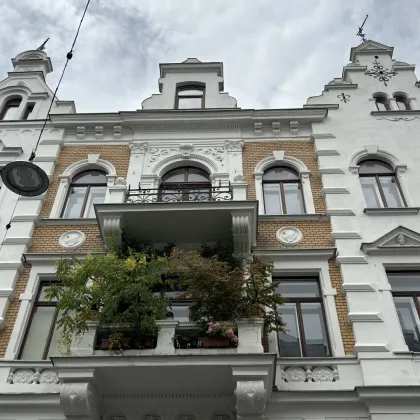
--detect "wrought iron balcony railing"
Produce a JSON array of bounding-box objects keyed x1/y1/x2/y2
[{"x1": 125, "y1": 182, "x2": 233, "y2": 203}]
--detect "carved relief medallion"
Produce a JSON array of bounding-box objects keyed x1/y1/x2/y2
[
  {"x1": 59, "y1": 231, "x2": 86, "y2": 249},
  {"x1": 276, "y1": 227, "x2": 303, "y2": 245}
]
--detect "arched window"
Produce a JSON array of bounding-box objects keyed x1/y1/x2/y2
[
  {"x1": 160, "y1": 167, "x2": 211, "y2": 202},
  {"x1": 374, "y1": 95, "x2": 389, "y2": 111},
  {"x1": 394, "y1": 94, "x2": 410, "y2": 111},
  {"x1": 175, "y1": 85, "x2": 205, "y2": 109},
  {"x1": 359, "y1": 160, "x2": 406, "y2": 208},
  {"x1": 61, "y1": 170, "x2": 107, "y2": 218},
  {"x1": 0, "y1": 97, "x2": 22, "y2": 120},
  {"x1": 263, "y1": 167, "x2": 305, "y2": 215}
]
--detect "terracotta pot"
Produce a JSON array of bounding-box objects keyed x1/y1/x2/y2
[{"x1": 202, "y1": 336, "x2": 230, "y2": 348}]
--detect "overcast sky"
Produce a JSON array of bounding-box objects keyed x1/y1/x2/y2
[{"x1": 1, "y1": 0, "x2": 420, "y2": 113}]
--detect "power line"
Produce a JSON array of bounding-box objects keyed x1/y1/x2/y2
[{"x1": 29, "y1": 0, "x2": 92, "y2": 162}]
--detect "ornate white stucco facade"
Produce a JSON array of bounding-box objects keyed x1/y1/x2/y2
[{"x1": 0, "y1": 40, "x2": 420, "y2": 420}]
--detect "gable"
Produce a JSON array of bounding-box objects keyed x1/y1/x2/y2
[
  {"x1": 349, "y1": 40, "x2": 394, "y2": 62},
  {"x1": 361, "y1": 226, "x2": 420, "y2": 256}
]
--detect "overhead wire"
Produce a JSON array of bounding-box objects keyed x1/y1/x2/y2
[{"x1": 29, "y1": 0, "x2": 92, "y2": 162}]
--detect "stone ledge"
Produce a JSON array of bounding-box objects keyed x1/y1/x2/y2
[{"x1": 364, "y1": 207, "x2": 420, "y2": 215}]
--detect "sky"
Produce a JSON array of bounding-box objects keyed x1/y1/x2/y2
[{"x1": 1, "y1": 0, "x2": 420, "y2": 113}]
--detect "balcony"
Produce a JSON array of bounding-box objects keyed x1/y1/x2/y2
[{"x1": 95, "y1": 179, "x2": 256, "y2": 255}]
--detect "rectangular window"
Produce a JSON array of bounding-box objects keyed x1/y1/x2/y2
[
  {"x1": 175, "y1": 86, "x2": 205, "y2": 109},
  {"x1": 389, "y1": 272, "x2": 420, "y2": 351},
  {"x1": 19, "y1": 283, "x2": 60, "y2": 360},
  {"x1": 275, "y1": 279, "x2": 331, "y2": 357},
  {"x1": 263, "y1": 184, "x2": 282, "y2": 214}
]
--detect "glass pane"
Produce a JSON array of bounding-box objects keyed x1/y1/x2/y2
[
  {"x1": 263, "y1": 167, "x2": 299, "y2": 181},
  {"x1": 301, "y1": 302, "x2": 330, "y2": 357},
  {"x1": 283, "y1": 183, "x2": 304, "y2": 214},
  {"x1": 162, "y1": 168, "x2": 185, "y2": 183},
  {"x1": 376, "y1": 99, "x2": 388, "y2": 111},
  {"x1": 47, "y1": 311, "x2": 63, "y2": 357},
  {"x1": 83, "y1": 186, "x2": 107, "y2": 218},
  {"x1": 359, "y1": 160, "x2": 392, "y2": 174},
  {"x1": 263, "y1": 184, "x2": 282, "y2": 214},
  {"x1": 396, "y1": 98, "x2": 407, "y2": 110},
  {"x1": 277, "y1": 303, "x2": 302, "y2": 357},
  {"x1": 275, "y1": 281, "x2": 320, "y2": 298},
  {"x1": 177, "y1": 97, "x2": 203, "y2": 109},
  {"x1": 73, "y1": 171, "x2": 107, "y2": 184},
  {"x1": 360, "y1": 177, "x2": 383, "y2": 208},
  {"x1": 379, "y1": 176, "x2": 404, "y2": 207},
  {"x1": 38, "y1": 284, "x2": 58, "y2": 302},
  {"x1": 187, "y1": 168, "x2": 209, "y2": 182},
  {"x1": 20, "y1": 306, "x2": 56, "y2": 359},
  {"x1": 1, "y1": 105, "x2": 19, "y2": 120},
  {"x1": 394, "y1": 297, "x2": 420, "y2": 351},
  {"x1": 178, "y1": 89, "x2": 203, "y2": 96},
  {"x1": 388, "y1": 273, "x2": 420, "y2": 291},
  {"x1": 62, "y1": 187, "x2": 87, "y2": 218}
]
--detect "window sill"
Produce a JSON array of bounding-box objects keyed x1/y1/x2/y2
[
  {"x1": 364, "y1": 208, "x2": 420, "y2": 215},
  {"x1": 36, "y1": 218, "x2": 99, "y2": 226},
  {"x1": 371, "y1": 110, "x2": 420, "y2": 118},
  {"x1": 258, "y1": 214, "x2": 327, "y2": 222}
]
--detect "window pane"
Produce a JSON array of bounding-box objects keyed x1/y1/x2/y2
[
  {"x1": 47, "y1": 311, "x2": 63, "y2": 357},
  {"x1": 38, "y1": 284, "x2": 58, "y2": 302},
  {"x1": 62, "y1": 187, "x2": 87, "y2": 218},
  {"x1": 396, "y1": 98, "x2": 407, "y2": 110},
  {"x1": 263, "y1": 184, "x2": 282, "y2": 214},
  {"x1": 83, "y1": 186, "x2": 107, "y2": 218},
  {"x1": 20, "y1": 306, "x2": 56, "y2": 359},
  {"x1": 263, "y1": 168, "x2": 299, "y2": 181},
  {"x1": 2, "y1": 106, "x2": 19, "y2": 120},
  {"x1": 163, "y1": 169, "x2": 185, "y2": 183},
  {"x1": 301, "y1": 302, "x2": 330, "y2": 357},
  {"x1": 74, "y1": 171, "x2": 107, "y2": 184},
  {"x1": 283, "y1": 183, "x2": 304, "y2": 214},
  {"x1": 388, "y1": 273, "x2": 420, "y2": 291},
  {"x1": 277, "y1": 303, "x2": 302, "y2": 357},
  {"x1": 376, "y1": 100, "x2": 387, "y2": 111},
  {"x1": 359, "y1": 160, "x2": 392, "y2": 174},
  {"x1": 178, "y1": 97, "x2": 203, "y2": 109},
  {"x1": 187, "y1": 168, "x2": 209, "y2": 182},
  {"x1": 178, "y1": 89, "x2": 203, "y2": 96},
  {"x1": 379, "y1": 176, "x2": 404, "y2": 207},
  {"x1": 360, "y1": 177, "x2": 383, "y2": 208},
  {"x1": 275, "y1": 281, "x2": 320, "y2": 298},
  {"x1": 394, "y1": 297, "x2": 420, "y2": 352}
]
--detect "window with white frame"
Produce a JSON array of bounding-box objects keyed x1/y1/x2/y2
[
  {"x1": 274, "y1": 278, "x2": 331, "y2": 357},
  {"x1": 0, "y1": 97, "x2": 22, "y2": 120},
  {"x1": 389, "y1": 272, "x2": 420, "y2": 352}
]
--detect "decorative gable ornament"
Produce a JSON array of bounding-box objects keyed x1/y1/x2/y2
[
  {"x1": 361, "y1": 226, "x2": 420, "y2": 255},
  {"x1": 365, "y1": 56, "x2": 397, "y2": 87}
]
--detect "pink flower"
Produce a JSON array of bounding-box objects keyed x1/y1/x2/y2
[
  {"x1": 213, "y1": 322, "x2": 221, "y2": 329},
  {"x1": 233, "y1": 336, "x2": 239, "y2": 343},
  {"x1": 207, "y1": 326, "x2": 213, "y2": 333},
  {"x1": 208, "y1": 322, "x2": 214, "y2": 326},
  {"x1": 227, "y1": 329, "x2": 234, "y2": 337}
]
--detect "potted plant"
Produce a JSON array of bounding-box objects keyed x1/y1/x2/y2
[
  {"x1": 202, "y1": 322, "x2": 238, "y2": 348},
  {"x1": 45, "y1": 250, "x2": 170, "y2": 353}
]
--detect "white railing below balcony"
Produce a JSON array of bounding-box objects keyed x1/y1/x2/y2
[{"x1": 277, "y1": 357, "x2": 363, "y2": 391}]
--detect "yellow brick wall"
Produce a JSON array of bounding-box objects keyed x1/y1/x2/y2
[
  {"x1": 28, "y1": 224, "x2": 105, "y2": 253},
  {"x1": 40, "y1": 145, "x2": 130, "y2": 218},
  {"x1": 257, "y1": 220, "x2": 331, "y2": 248},
  {"x1": 0, "y1": 265, "x2": 30, "y2": 357},
  {"x1": 329, "y1": 260, "x2": 355, "y2": 355},
  {"x1": 242, "y1": 140, "x2": 326, "y2": 213}
]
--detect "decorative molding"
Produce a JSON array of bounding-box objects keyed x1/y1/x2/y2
[
  {"x1": 253, "y1": 248, "x2": 336, "y2": 259},
  {"x1": 76, "y1": 126, "x2": 85, "y2": 139},
  {"x1": 225, "y1": 140, "x2": 244, "y2": 155},
  {"x1": 60, "y1": 382, "x2": 98, "y2": 418},
  {"x1": 103, "y1": 217, "x2": 122, "y2": 250},
  {"x1": 348, "y1": 312, "x2": 383, "y2": 323},
  {"x1": 280, "y1": 365, "x2": 338, "y2": 383},
  {"x1": 88, "y1": 154, "x2": 100, "y2": 164},
  {"x1": 290, "y1": 121, "x2": 299, "y2": 136},
  {"x1": 315, "y1": 148, "x2": 340, "y2": 156},
  {"x1": 232, "y1": 214, "x2": 251, "y2": 255},
  {"x1": 152, "y1": 153, "x2": 218, "y2": 174},
  {"x1": 354, "y1": 343, "x2": 390, "y2": 353},
  {"x1": 7, "y1": 368, "x2": 59, "y2": 385},
  {"x1": 196, "y1": 146, "x2": 225, "y2": 164},
  {"x1": 349, "y1": 147, "x2": 404, "y2": 170},
  {"x1": 330, "y1": 231, "x2": 362, "y2": 240},
  {"x1": 336, "y1": 255, "x2": 368, "y2": 265},
  {"x1": 253, "y1": 122, "x2": 263, "y2": 135},
  {"x1": 276, "y1": 226, "x2": 303, "y2": 246},
  {"x1": 148, "y1": 147, "x2": 178, "y2": 164},
  {"x1": 321, "y1": 187, "x2": 350, "y2": 196},
  {"x1": 113, "y1": 125, "x2": 122, "y2": 138},
  {"x1": 0, "y1": 140, "x2": 23, "y2": 160},
  {"x1": 272, "y1": 150, "x2": 284, "y2": 161},
  {"x1": 180, "y1": 143, "x2": 193, "y2": 159},
  {"x1": 326, "y1": 208, "x2": 355, "y2": 216},
  {"x1": 365, "y1": 56, "x2": 397, "y2": 86},
  {"x1": 364, "y1": 207, "x2": 420, "y2": 215},
  {"x1": 361, "y1": 225, "x2": 420, "y2": 255},
  {"x1": 318, "y1": 168, "x2": 345, "y2": 175},
  {"x1": 95, "y1": 125, "x2": 103, "y2": 140},
  {"x1": 59, "y1": 231, "x2": 86, "y2": 250},
  {"x1": 130, "y1": 141, "x2": 149, "y2": 155},
  {"x1": 235, "y1": 380, "x2": 266, "y2": 418},
  {"x1": 342, "y1": 283, "x2": 376, "y2": 294},
  {"x1": 258, "y1": 214, "x2": 327, "y2": 222},
  {"x1": 272, "y1": 121, "x2": 281, "y2": 136}
]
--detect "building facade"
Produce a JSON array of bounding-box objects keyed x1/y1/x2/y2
[{"x1": 0, "y1": 40, "x2": 419, "y2": 420}]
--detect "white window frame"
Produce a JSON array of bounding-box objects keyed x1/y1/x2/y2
[
  {"x1": 49, "y1": 157, "x2": 117, "y2": 219},
  {"x1": 254, "y1": 152, "x2": 315, "y2": 215}
]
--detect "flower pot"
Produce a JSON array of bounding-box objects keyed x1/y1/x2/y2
[
  {"x1": 202, "y1": 336, "x2": 230, "y2": 348},
  {"x1": 100, "y1": 337, "x2": 130, "y2": 350}
]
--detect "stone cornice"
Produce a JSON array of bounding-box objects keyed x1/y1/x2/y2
[
  {"x1": 253, "y1": 248, "x2": 336, "y2": 259},
  {"x1": 24, "y1": 252, "x2": 106, "y2": 263}
]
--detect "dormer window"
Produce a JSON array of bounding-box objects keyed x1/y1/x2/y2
[
  {"x1": 0, "y1": 97, "x2": 22, "y2": 120},
  {"x1": 175, "y1": 85, "x2": 205, "y2": 109}
]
